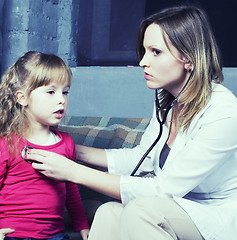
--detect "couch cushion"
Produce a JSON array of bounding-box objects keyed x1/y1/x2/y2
[{"x1": 59, "y1": 116, "x2": 150, "y2": 149}]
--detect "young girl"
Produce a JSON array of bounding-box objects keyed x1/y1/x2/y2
[{"x1": 0, "y1": 51, "x2": 89, "y2": 240}]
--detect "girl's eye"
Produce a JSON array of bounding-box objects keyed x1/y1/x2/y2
[
  {"x1": 47, "y1": 90, "x2": 55, "y2": 94},
  {"x1": 152, "y1": 48, "x2": 161, "y2": 56},
  {"x1": 63, "y1": 91, "x2": 69, "y2": 95}
]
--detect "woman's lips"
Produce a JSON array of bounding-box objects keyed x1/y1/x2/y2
[{"x1": 144, "y1": 72, "x2": 153, "y2": 80}]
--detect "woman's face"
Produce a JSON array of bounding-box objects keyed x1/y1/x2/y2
[{"x1": 139, "y1": 23, "x2": 189, "y2": 97}]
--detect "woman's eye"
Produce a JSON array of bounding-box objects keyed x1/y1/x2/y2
[
  {"x1": 47, "y1": 90, "x2": 55, "y2": 94},
  {"x1": 152, "y1": 49, "x2": 161, "y2": 56}
]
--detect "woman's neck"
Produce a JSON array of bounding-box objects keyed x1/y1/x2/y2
[{"x1": 166, "y1": 104, "x2": 180, "y2": 147}]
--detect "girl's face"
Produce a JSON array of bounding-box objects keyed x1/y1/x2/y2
[
  {"x1": 139, "y1": 23, "x2": 189, "y2": 97},
  {"x1": 26, "y1": 81, "x2": 70, "y2": 129}
]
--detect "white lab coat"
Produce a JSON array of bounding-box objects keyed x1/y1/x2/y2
[{"x1": 106, "y1": 83, "x2": 237, "y2": 240}]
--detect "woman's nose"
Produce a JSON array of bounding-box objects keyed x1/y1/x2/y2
[{"x1": 139, "y1": 54, "x2": 149, "y2": 68}]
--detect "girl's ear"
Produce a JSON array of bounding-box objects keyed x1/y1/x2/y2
[{"x1": 15, "y1": 90, "x2": 28, "y2": 106}]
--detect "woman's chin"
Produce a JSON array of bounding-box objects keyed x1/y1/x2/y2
[{"x1": 146, "y1": 82, "x2": 159, "y2": 90}]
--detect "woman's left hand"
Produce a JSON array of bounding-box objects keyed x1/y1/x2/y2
[{"x1": 27, "y1": 149, "x2": 76, "y2": 181}]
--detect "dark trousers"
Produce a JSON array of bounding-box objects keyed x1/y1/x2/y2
[{"x1": 5, "y1": 233, "x2": 69, "y2": 240}]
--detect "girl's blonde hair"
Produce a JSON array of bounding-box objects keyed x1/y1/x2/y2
[
  {"x1": 0, "y1": 51, "x2": 72, "y2": 155},
  {"x1": 137, "y1": 5, "x2": 223, "y2": 131}
]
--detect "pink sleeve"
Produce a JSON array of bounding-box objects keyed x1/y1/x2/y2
[
  {"x1": 66, "y1": 182, "x2": 89, "y2": 231},
  {"x1": 0, "y1": 139, "x2": 9, "y2": 189},
  {"x1": 65, "y1": 140, "x2": 89, "y2": 231}
]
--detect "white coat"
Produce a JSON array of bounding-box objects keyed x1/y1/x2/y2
[{"x1": 106, "y1": 83, "x2": 237, "y2": 240}]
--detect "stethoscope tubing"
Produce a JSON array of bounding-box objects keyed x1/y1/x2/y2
[{"x1": 130, "y1": 69, "x2": 194, "y2": 176}]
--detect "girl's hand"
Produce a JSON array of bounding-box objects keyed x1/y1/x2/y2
[
  {"x1": 80, "y1": 229, "x2": 90, "y2": 240},
  {"x1": 27, "y1": 149, "x2": 76, "y2": 181},
  {"x1": 0, "y1": 228, "x2": 15, "y2": 240}
]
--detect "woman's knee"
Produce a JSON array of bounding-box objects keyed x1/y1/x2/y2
[
  {"x1": 94, "y1": 201, "x2": 124, "y2": 220},
  {"x1": 121, "y1": 197, "x2": 177, "y2": 225},
  {"x1": 121, "y1": 197, "x2": 154, "y2": 223}
]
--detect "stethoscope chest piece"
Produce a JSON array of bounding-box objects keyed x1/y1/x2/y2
[{"x1": 22, "y1": 146, "x2": 34, "y2": 163}]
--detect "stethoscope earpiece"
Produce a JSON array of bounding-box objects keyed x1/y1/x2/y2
[{"x1": 22, "y1": 146, "x2": 34, "y2": 163}]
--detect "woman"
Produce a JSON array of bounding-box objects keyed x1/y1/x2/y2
[{"x1": 27, "y1": 5, "x2": 237, "y2": 240}]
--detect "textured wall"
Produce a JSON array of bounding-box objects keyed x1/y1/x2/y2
[
  {"x1": 0, "y1": 0, "x2": 4, "y2": 75},
  {"x1": 0, "y1": 0, "x2": 79, "y2": 75}
]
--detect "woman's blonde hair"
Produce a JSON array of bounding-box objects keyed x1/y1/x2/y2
[
  {"x1": 0, "y1": 51, "x2": 72, "y2": 155},
  {"x1": 137, "y1": 5, "x2": 223, "y2": 131}
]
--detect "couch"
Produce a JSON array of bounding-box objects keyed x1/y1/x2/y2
[{"x1": 59, "y1": 116, "x2": 150, "y2": 239}]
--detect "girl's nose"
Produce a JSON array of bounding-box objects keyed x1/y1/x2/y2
[{"x1": 58, "y1": 94, "x2": 66, "y2": 104}]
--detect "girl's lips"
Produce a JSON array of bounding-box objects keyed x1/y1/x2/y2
[{"x1": 54, "y1": 109, "x2": 64, "y2": 119}]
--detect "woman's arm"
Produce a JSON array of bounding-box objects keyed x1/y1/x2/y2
[
  {"x1": 76, "y1": 145, "x2": 108, "y2": 168},
  {"x1": 29, "y1": 149, "x2": 121, "y2": 200}
]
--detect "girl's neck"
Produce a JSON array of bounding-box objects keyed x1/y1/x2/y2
[{"x1": 25, "y1": 125, "x2": 53, "y2": 145}]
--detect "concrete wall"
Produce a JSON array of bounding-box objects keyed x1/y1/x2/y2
[
  {"x1": 67, "y1": 67, "x2": 237, "y2": 118},
  {"x1": 0, "y1": 0, "x2": 79, "y2": 75},
  {"x1": 0, "y1": 0, "x2": 4, "y2": 74}
]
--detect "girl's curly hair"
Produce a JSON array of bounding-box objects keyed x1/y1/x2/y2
[{"x1": 0, "y1": 51, "x2": 72, "y2": 156}]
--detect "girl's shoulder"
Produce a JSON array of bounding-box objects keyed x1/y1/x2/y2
[
  {"x1": 0, "y1": 135, "x2": 8, "y2": 147},
  {"x1": 53, "y1": 129, "x2": 74, "y2": 145},
  {"x1": 54, "y1": 129, "x2": 71, "y2": 138},
  {"x1": 0, "y1": 134, "x2": 22, "y2": 147}
]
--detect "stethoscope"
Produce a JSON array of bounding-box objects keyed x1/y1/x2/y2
[{"x1": 130, "y1": 68, "x2": 194, "y2": 176}]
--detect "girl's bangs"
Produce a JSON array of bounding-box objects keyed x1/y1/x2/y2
[{"x1": 28, "y1": 64, "x2": 72, "y2": 92}]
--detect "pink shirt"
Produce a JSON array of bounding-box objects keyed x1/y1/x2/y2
[{"x1": 0, "y1": 131, "x2": 88, "y2": 239}]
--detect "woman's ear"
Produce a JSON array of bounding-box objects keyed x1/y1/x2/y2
[
  {"x1": 15, "y1": 90, "x2": 28, "y2": 106},
  {"x1": 184, "y1": 59, "x2": 193, "y2": 71}
]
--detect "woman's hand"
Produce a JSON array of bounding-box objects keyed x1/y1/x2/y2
[
  {"x1": 27, "y1": 149, "x2": 76, "y2": 181},
  {"x1": 28, "y1": 149, "x2": 121, "y2": 200},
  {"x1": 0, "y1": 228, "x2": 15, "y2": 240},
  {"x1": 80, "y1": 229, "x2": 90, "y2": 240}
]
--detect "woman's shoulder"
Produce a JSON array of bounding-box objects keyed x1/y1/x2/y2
[
  {"x1": 204, "y1": 83, "x2": 237, "y2": 118},
  {"x1": 211, "y1": 83, "x2": 237, "y2": 103}
]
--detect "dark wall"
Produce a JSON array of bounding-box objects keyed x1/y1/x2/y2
[
  {"x1": 145, "y1": 0, "x2": 237, "y2": 67},
  {"x1": 77, "y1": 0, "x2": 237, "y2": 67}
]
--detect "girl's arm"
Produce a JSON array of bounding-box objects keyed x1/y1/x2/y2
[{"x1": 65, "y1": 181, "x2": 89, "y2": 234}]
